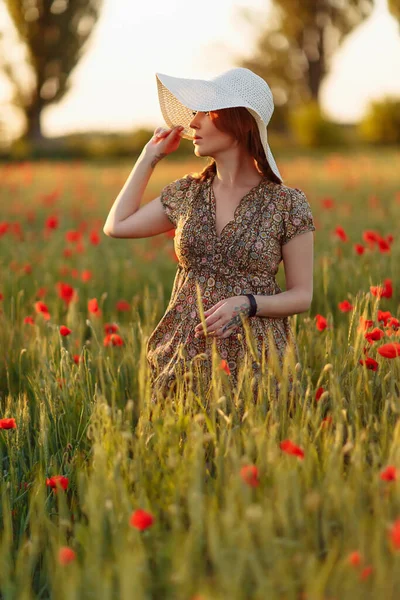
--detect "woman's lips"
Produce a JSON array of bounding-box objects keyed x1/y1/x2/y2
[{"x1": 193, "y1": 138, "x2": 202, "y2": 143}]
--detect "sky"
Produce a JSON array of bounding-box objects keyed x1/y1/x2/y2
[{"x1": 1, "y1": 0, "x2": 400, "y2": 140}]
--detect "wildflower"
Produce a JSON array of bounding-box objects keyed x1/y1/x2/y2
[
  {"x1": 360, "y1": 565, "x2": 373, "y2": 580},
  {"x1": 389, "y1": 519, "x2": 400, "y2": 551},
  {"x1": 240, "y1": 465, "x2": 260, "y2": 487},
  {"x1": 116, "y1": 300, "x2": 131, "y2": 311},
  {"x1": 354, "y1": 243, "x2": 365, "y2": 255},
  {"x1": 380, "y1": 466, "x2": 397, "y2": 482},
  {"x1": 364, "y1": 328, "x2": 385, "y2": 343},
  {"x1": 130, "y1": 509, "x2": 154, "y2": 531},
  {"x1": 0, "y1": 418, "x2": 17, "y2": 429},
  {"x1": 347, "y1": 550, "x2": 362, "y2": 567},
  {"x1": 88, "y1": 298, "x2": 101, "y2": 316},
  {"x1": 58, "y1": 546, "x2": 76, "y2": 565},
  {"x1": 359, "y1": 357, "x2": 379, "y2": 371},
  {"x1": 46, "y1": 475, "x2": 69, "y2": 492},
  {"x1": 334, "y1": 226, "x2": 348, "y2": 242},
  {"x1": 315, "y1": 387, "x2": 325, "y2": 402},
  {"x1": 103, "y1": 333, "x2": 124, "y2": 347},
  {"x1": 279, "y1": 439, "x2": 304, "y2": 459},
  {"x1": 315, "y1": 314, "x2": 328, "y2": 331},
  {"x1": 59, "y1": 325, "x2": 72, "y2": 336},
  {"x1": 377, "y1": 343, "x2": 400, "y2": 359},
  {"x1": 220, "y1": 359, "x2": 230, "y2": 375},
  {"x1": 338, "y1": 300, "x2": 353, "y2": 312}
]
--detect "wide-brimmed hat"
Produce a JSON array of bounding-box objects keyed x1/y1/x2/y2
[{"x1": 155, "y1": 67, "x2": 282, "y2": 181}]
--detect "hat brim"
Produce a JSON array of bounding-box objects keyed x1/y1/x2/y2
[{"x1": 155, "y1": 72, "x2": 283, "y2": 181}]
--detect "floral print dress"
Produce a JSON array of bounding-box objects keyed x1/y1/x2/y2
[{"x1": 145, "y1": 171, "x2": 316, "y2": 403}]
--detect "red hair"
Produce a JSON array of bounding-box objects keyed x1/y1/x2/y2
[{"x1": 190, "y1": 107, "x2": 282, "y2": 185}]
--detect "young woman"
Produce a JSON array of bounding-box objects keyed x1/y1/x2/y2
[{"x1": 103, "y1": 68, "x2": 316, "y2": 405}]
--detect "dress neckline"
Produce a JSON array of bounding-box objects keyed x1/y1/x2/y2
[{"x1": 208, "y1": 172, "x2": 268, "y2": 241}]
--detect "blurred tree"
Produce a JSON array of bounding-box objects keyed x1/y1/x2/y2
[
  {"x1": 1, "y1": 0, "x2": 103, "y2": 142},
  {"x1": 235, "y1": 0, "x2": 374, "y2": 132},
  {"x1": 388, "y1": 0, "x2": 400, "y2": 22}
]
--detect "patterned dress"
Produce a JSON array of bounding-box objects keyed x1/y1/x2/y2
[{"x1": 145, "y1": 171, "x2": 316, "y2": 404}]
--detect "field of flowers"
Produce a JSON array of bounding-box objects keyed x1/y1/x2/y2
[{"x1": 0, "y1": 149, "x2": 400, "y2": 599}]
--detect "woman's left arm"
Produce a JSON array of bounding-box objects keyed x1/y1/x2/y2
[{"x1": 252, "y1": 230, "x2": 314, "y2": 318}]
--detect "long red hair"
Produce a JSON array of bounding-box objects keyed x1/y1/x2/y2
[{"x1": 190, "y1": 107, "x2": 282, "y2": 185}]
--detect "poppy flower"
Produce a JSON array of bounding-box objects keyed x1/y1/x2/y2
[
  {"x1": 280, "y1": 439, "x2": 305, "y2": 459},
  {"x1": 315, "y1": 387, "x2": 325, "y2": 402},
  {"x1": 24, "y1": 316, "x2": 35, "y2": 325},
  {"x1": 104, "y1": 323, "x2": 119, "y2": 334},
  {"x1": 103, "y1": 333, "x2": 124, "y2": 347},
  {"x1": 315, "y1": 314, "x2": 328, "y2": 331},
  {"x1": 388, "y1": 519, "x2": 400, "y2": 551},
  {"x1": 347, "y1": 550, "x2": 362, "y2": 567},
  {"x1": 88, "y1": 298, "x2": 101, "y2": 316},
  {"x1": 45, "y1": 215, "x2": 59, "y2": 230},
  {"x1": 0, "y1": 418, "x2": 17, "y2": 429},
  {"x1": 358, "y1": 317, "x2": 374, "y2": 331},
  {"x1": 34, "y1": 301, "x2": 50, "y2": 320},
  {"x1": 116, "y1": 300, "x2": 131, "y2": 312},
  {"x1": 364, "y1": 328, "x2": 385, "y2": 343},
  {"x1": 354, "y1": 243, "x2": 365, "y2": 255},
  {"x1": 334, "y1": 226, "x2": 348, "y2": 242},
  {"x1": 377, "y1": 343, "x2": 400, "y2": 359},
  {"x1": 59, "y1": 325, "x2": 71, "y2": 336},
  {"x1": 220, "y1": 359, "x2": 230, "y2": 375},
  {"x1": 338, "y1": 300, "x2": 353, "y2": 312},
  {"x1": 387, "y1": 317, "x2": 400, "y2": 330},
  {"x1": 240, "y1": 464, "x2": 260, "y2": 487},
  {"x1": 130, "y1": 509, "x2": 154, "y2": 531},
  {"x1": 46, "y1": 475, "x2": 69, "y2": 492},
  {"x1": 377, "y1": 310, "x2": 392, "y2": 326},
  {"x1": 359, "y1": 357, "x2": 379, "y2": 371},
  {"x1": 56, "y1": 282, "x2": 76, "y2": 306},
  {"x1": 360, "y1": 565, "x2": 373, "y2": 580},
  {"x1": 58, "y1": 546, "x2": 76, "y2": 565},
  {"x1": 380, "y1": 466, "x2": 397, "y2": 481}
]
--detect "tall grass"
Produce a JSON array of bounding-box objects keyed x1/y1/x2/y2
[{"x1": 0, "y1": 152, "x2": 399, "y2": 599}]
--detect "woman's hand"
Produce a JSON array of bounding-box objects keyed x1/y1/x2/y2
[
  {"x1": 144, "y1": 125, "x2": 185, "y2": 163},
  {"x1": 194, "y1": 296, "x2": 251, "y2": 339}
]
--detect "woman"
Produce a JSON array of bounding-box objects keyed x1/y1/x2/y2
[{"x1": 103, "y1": 67, "x2": 316, "y2": 406}]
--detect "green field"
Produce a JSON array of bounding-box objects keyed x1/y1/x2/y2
[{"x1": 0, "y1": 150, "x2": 400, "y2": 599}]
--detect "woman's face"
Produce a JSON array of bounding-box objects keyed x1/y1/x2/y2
[{"x1": 188, "y1": 110, "x2": 237, "y2": 157}]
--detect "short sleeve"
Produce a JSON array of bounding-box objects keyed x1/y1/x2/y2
[
  {"x1": 282, "y1": 187, "x2": 316, "y2": 245},
  {"x1": 159, "y1": 174, "x2": 196, "y2": 228}
]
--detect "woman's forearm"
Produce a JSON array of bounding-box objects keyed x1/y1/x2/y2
[
  {"x1": 250, "y1": 289, "x2": 312, "y2": 318},
  {"x1": 103, "y1": 147, "x2": 163, "y2": 233}
]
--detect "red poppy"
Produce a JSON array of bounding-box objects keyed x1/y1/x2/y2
[
  {"x1": 380, "y1": 465, "x2": 397, "y2": 481},
  {"x1": 388, "y1": 519, "x2": 400, "y2": 551},
  {"x1": 58, "y1": 546, "x2": 76, "y2": 565},
  {"x1": 354, "y1": 243, "x2": 365, "y2": 255},
  {"x1": 220, "y1": 359, "x2": 231, "y2": 375},
  {"x1": 359, "y1": 357, "x2": 379, "y2": 371},
  {"x1": 387, "y1": 317, "x2": 400, "y2": 330},
  {"x1": 358, "y1": 317, "x2": 374, "y2": 331},
  {"x1": 45, "y1": 215, "x2": 59, "y2": 230},
  {"x1": 130, "y1": 509, "x2": 154, "y2": 531},
  {"x1": 364, "y1": 328, "x2": 385, "y2": 343},
  {"x1": 315, "y1": 314, "x2": 328, "y2": 331},
  {"x1": 24, "y1": 316, "x2": 35, "y2": 325},
  {"x1": 59, "y1": 325, "x2": 72, "y2": 337},
  {"x1": 88, "y1": 298, "x2": 102, "y2": 316},
  {"x1": 315, "y1": 387, "x2": 325, "y2": 402},
  {"x1": 116, "y1": 300, "x2": 131, "y2": 312},
  {"x1": 347, "y1": 550, "x2": 362, "y2": 567},
  {"x1": 34, "y1": 301, "x2": 50, "y2": 320},
  {"x1": 65, "y1": 230, "x2": 82, "y2": 243},
  {"x1": 0, "y1": 418, "x2": 17, "y2": 429},
  {"x1": 377, "y1": 343, "x2": 400, "y2": 358},
  {"x1": 359, "y1": 565, "x2": 373, "y2": 580},
  {"x1": 280, "y1": 439, "x2": 304, "y2": 459},
  {"x1": 103, "y1": 333, "x2": 124, "y2": 347},
  {"x1": 334, "y1": 226, "x2": 348, "y2": 242},
  {"x1": 338, "y1": 300, "x2": 353, "y2": 312},
  {"x1": 377, "y1": 310, "x2": 392, "y2": 326},
  {"x1": 56, "y1": 282, "x2": 76, "y2": 306},
  {"x1": 89, "y1": 230, "x2": 100, "y2": 245},
  {"x1": 104, "y1": 323, "x2": 119, "y2": 334},
  {"x1": 378, "y1": 238, "x2": 391, "y2": 253},
  {"x1": 240, "y1": 465, "x2": 260, "y2": 487},
  {"x1": 46, "y1": 475, "x2": 69, "y2": 492},
  {"x1": 81, "y1": 270, "x2": 92, "y2": 282}
]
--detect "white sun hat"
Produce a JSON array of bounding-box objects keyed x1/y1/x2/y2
[{"x1": 155, "y1": 67, "x2": 283, "y2": 182}]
